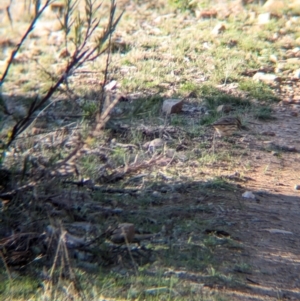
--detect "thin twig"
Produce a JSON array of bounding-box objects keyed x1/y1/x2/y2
[
  {"x1": 0, "y1": 0, "x2": 52, "y2": 85},
  {"x1": 0, "y1": 250, "x2": 12, "y2": 284}
]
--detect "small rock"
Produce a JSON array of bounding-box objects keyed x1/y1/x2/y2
[
  {"x1": 226, "y1": 172, "x2": 241, "y2": 180},
  {"x1": 203, "y1": 42, "x2": 211, "y2": 49},
  {"x1": 269, "y1": 54, "x2": 277, "y2": 63},
  {"x1": 291, "y1": 111, "x2": 298, "y2": 117},
  {"x1": 144, "y1": 287, "x2": 176, "y2": 296},
  {"x1": 112, "y1": 107, "x2": 123, "y2": 115},
  {"x1": 217, "y1": 104, "x2": 233, "y2": 113},
  {"x1": 293, "y1": 69, "x2": 300, "y2": 79},
  {"x1": 152, "y1": 191, "x2": 162, "y2": 198},
  {"x1": 292, "y1": 96, "x2": 300, "y2": 104},
  {"x1": 127, "y1": 288, "x2": 139, "y2": 298},
  {"x1": 69, "y1": 222, "x2": 92, "y2": 232},
  {"x1": 253, "y1": 72, "x2": 279, "y2": 84},
  {"x1": 227, "y1": 39, "x2": 238, "y2": 47},
  {"x1": 50, "y1": 2, "x2": 65, "y2": 15},
  {"x1": 59, "y1": 48, "x2": 70, "y2": 58},
  {"x1": 295, "y1": 184, "x2": 300, "y2": 190},
  {"x1": 212, "y1": 23, "x2": 226, "y2": 35},
  {"x1": 104, "y1": 80, "x2": 117, "y2": 91},
  {"x1": 281, "y1": 145, "x2": 297, "y2": 152},
  {"x1": 64, "y1": 233, "x2": 86, "y2": 248},
  {"x1": 165, "y1": 148, "x2": 176, "y2": 158},
  {"x1": 196, "y1": 9, "x2": 218, "y2": 19},
  {"x1": 263, "y1": 0, "x2": 285, "y2": 14},
  {"x1": 177, "y1": 153, "x2": 188, "y2": 162},
  {"x1": 162, "y1": 99, "x2": 183, "y2": 115},
  {"x1": 285, "y1": 49, "x2": 296, "y2": 58},
  {"x1": 148, "y1": 138, "x2": 165, "y2": 152},
  {"x1": 286, "y1": 58, "x2": 300, "y2": 64},
  {"x1": 257, "y1": 12, "x2": 271, "y2": 25},
  {"x1": 265, "y1": 229, "x2": 293, "y2": 235},
  {"x1": 289, "y1": 0, "x2": 300, "y2": 14},
  {"x1": 261, "y1": 131, "x2": 276, "y2": 136},
  {"x1": 242, "y1": 191, "x2": 256, "y2": 199}
]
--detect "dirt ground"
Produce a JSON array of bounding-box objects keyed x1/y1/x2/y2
[
  {"x1": 1, "y1": 1, "x2": 300, "y2": 300},
  {"x1": 201, "y1": 101, "x2": 300, "y2": 300}
]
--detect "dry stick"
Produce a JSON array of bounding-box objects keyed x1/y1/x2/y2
[
  {"x1": 6, "y1": 2, "x2": 13, "y2": 29},
  {"x1": 212, "y1": 132, "x2": 216, "y2": 154},
  {"x1": 49, "y1": 231, "x2": 65, "y2": 300},
  {"x1": 61, "y1": 234, "x2": 86, "y2": 301},
  {"x1": 0, "y1": 250, "x2": 12, "y2": 284},
  {"x1": 0, "y1": 180, "x2": 37, "y2": 198},
  {"x1": 123, "y1": 230, "x2": 138, "y2": 276},
  {"x1": 99, "y1": 4, "x2": 114, "y2": 113}
]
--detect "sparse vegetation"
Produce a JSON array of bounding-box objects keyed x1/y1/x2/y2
[
  {"x1": 1, "y1": 0, "x2": 300, "y2": 300},
  {"x1": 253, "y1": 105, "x2": 274, "y2": 120}
]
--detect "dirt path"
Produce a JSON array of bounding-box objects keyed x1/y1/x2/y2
[{"x1": 211, "y1": 104, "x2": 300, "y2": 300}]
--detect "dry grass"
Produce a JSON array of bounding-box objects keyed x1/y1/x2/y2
[{"x1": 1, "y1": 0, "x2": 300, "y2": 300}]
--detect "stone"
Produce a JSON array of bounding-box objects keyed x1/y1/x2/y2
[
  {"x1": 50, "y1": 2, "x2": 65, "y2": 16},
  {"x1": 257, "y1": 12, "x2": 271, "y2": 24},
  {"x1": 269, "y1": 54, "x2": 277, "y2": 63},
  {"x1": 242, "y1": 191, "x2": 256, "y2": 199},
  {"x1": 265, "y1": 229, "x2": 293, "y2": 235},
  {"x1": 289, "y1": 0, "x2": 300, "y2": 15},
  {"x1": 152, "y1": 191, "x2": 162, "y2": 198},
  {"x1": 177, "y1": 153, "x2": 188, "y2": 162},
  {"x1": 59, "y1": 48, "x2": 70, "y2": 58},
  {"x1": 212, "y1": 23, "x2": 226, "y2": 35},
  {"x1": 217, "y1": 104, "x2": 233, "y2": 113},
  {"x1": 263, "y1": 0, "x2": 285, "y2": 14},
  {"x1": 165, "y1": 148, "x2": 176, "y2": 158},
  {"x1": 292, "y1": 96, "x2": 300, "y2": 104},
  {"x1": 261, "y1": 131, "x2": 276, "y2": 136},
  {"x1": 146, "y1": 138, "x2": 165, "y2": 152},
  {"x1": 293, "y1": 69, "x2": 300, "y2": 79},
  {"x1": 253, "y1": 72, "x2": 279, "y2": 84},
  {"x1": 144, "y1": 287, "x2": 176, "y2": 296},
  {"x1": 196, "y1": 9, "x2": 218, "y2": 19},
  {"x1": 162, "y1": 99, "x2": 183, "y2": 115},
  {"x1": 281, "y1": 145, "x2": 297, "y2": 152},
  {"x1": 104, "y1": 80, "x2": 118, "y2": 91},
  {"x1": 295, "y1": 184, "x2": 300, "y2": 190}
]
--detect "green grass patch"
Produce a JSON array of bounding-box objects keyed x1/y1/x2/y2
[
  {"x1": 239, "y1": 80, "x2": 280, "y2": 102},
  {"x1": 202, "y1": 177, "x2": 235, "y2": 191},
  {"x1": 253, "y1": 106, "x2": 274, "y2": 120},
  {"x1": 128, "y1": 95, "x2": 164, "y2": 119}
]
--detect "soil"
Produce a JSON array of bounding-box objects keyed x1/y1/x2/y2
[
  {"x1": 200, "y1": 102, "x2": 300, "y2": 300},
  {"x1": 1, "y1": 1, "x2": 300, "y2": 300}
]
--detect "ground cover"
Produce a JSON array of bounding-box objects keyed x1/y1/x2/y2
[{"x1": 1, "y1": 0, "x2": 300, "y2": 300}]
